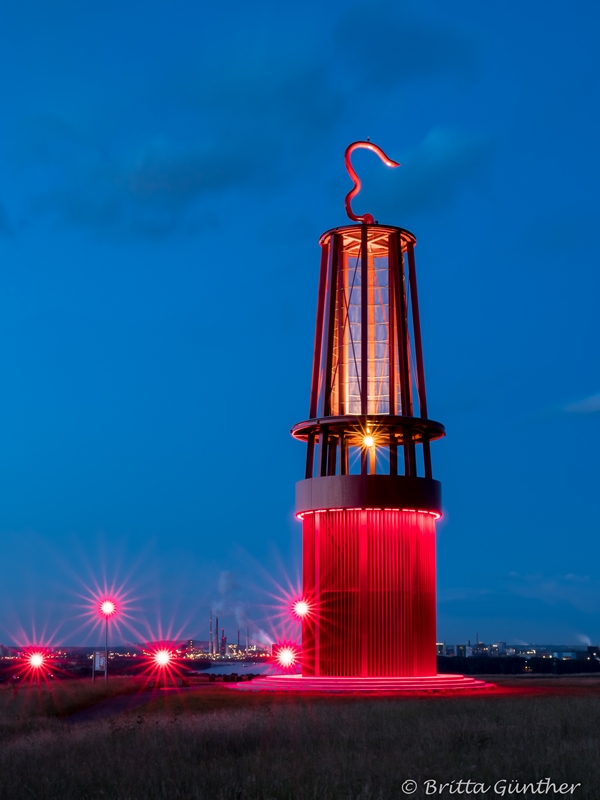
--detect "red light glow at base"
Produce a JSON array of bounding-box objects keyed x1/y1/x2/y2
[
  {"x1": 139, "y1": 642, "x2": 186, "y2": 686},
  {"x1": 153, "y1": 649, "x2": 173, "y2": 667},
  {"x1": 292, "y1": 600, "x2": 310, "y2": 619},
  {"x1": 28, "y1": 653, "x2": 45, "y2": 669},
  {"x1": 276, "y1": 647, "x2": 296, "y2": 668},
  {"x1": 19, "y1": 646, "x2": 54, "y2": 683},
  {"x1": 272, "y1": 642, "x2": 300, "y2": 673},
  {"x1": 248, "y1": 558, "x2": 306, "y2": 649}
]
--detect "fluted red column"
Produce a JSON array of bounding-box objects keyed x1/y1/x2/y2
[{"x1": 301, "y1": 509, "x2": 437, "y2": 677}]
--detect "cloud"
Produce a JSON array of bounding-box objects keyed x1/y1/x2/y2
[
  {"x1": 564, "y1": 393, "x2": 600, "y2": 413},
  {"x1": 526, "y1": 391, "x2": 600, "y2": 423},
  {"x1": 356, "y1": 126, "x2": 494, "y2": 220},
  {"x1": 564, "y1": 574, "x2": 591, "y2": 583},
  {"x1": 505, "y1": 572, "x2": 597, "y2": 614},
  {"x1": 210, "y1": 570, "x2": 271, "y2": 643},
  {"x1": 217, "y1": 570, "x2": 240, "y2": 597},
  {"x1": 7, "y1": 3, "x2": 481, "y2": 239},
  {"x1": 398, "y1": 127, "x2": 493, "y2": 212},
  {"x1": 334, "y1": 0, "x2": 475, "y2": 86},
  {"x1": 14, "y1": 50, "x2": 343, "y2": 237},
  {"x1": 440, "y1": 571, "x2": 598, "y2": 616},
  {"x1": 17, "y1": 117, "x2": 261, "y2": 237}
]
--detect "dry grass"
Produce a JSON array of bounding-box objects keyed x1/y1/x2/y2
[
  {"x1": 0, "y1": 677, "x2": 146, "y2": 726},
  {"x1": 0, "y1": 683, "x2": 599, "y2": 799}
]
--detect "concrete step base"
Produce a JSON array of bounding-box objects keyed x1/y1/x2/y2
[{"x1": 227, "y1": 674, "x2": 495, "y2": 693}]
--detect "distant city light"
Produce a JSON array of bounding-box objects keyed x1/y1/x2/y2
[
  {"x1": 100, "y1": 600, "x2": 116, "y2": 617},
  {"x1": 275, "y1": 645, "x2": 298, "y2": 669},
  {"x1": 154, "y1": 649, "x2": 172, "y2": 667},
  {"x1": 292, "y1": 600, "x2": 310, "y2": 619},
  {"x1": 29, "y1": 653, "x2": 44, "y2": 668}
]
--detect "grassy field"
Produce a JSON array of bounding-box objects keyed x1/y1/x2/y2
[
  {"x1": 0, "y1": 676, "x2": 151, "y2": 722},
  {"x1": 0, "y1": 678, "x2": 598, "y2": 799}
]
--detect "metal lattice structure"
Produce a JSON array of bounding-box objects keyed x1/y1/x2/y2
[{"x1": 292, "y1": 142, "x2": 445, "y2": 678}]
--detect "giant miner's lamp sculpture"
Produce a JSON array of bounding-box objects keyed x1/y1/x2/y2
[{"x1": 245, "y1": 142, "x2": 491, "y2": 692}]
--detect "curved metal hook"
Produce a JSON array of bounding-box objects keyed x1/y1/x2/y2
[{"x1": 344, "y1": 141, "x2": 400, "y2": 224}]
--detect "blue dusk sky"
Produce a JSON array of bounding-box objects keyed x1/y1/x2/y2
[{"x1": 0, "y1": 0, "x2": 599, "y2": 648}]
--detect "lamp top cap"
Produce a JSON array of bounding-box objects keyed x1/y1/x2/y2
[{"x1": 344, "y1": 141, "x2": 400, "y2": 224}]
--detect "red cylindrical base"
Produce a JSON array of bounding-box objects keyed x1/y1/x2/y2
[{"x1": 302, "y1": 509, "x2": 436, "y2": 677}]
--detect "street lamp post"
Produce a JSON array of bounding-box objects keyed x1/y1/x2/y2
[
  {"x1": 29, "y1": 652, "x2": 45, "y2": 686},
  {"x1": 100, "y1": 600, "x2": 116, "y2": 682},
  {"x1": 154, "y1": 648, "x2": 172, "y2": 688}
]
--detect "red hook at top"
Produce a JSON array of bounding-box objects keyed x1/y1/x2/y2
[{"x1": 344, "y1": 141, "x2": 400, "y2": 224}]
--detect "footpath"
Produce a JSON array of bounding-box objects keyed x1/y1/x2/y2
[{"x1": 65, "y1": 685, "x2": 209, "y2": 724}]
